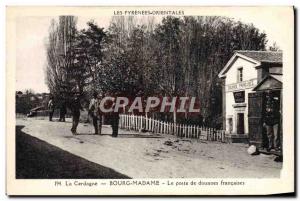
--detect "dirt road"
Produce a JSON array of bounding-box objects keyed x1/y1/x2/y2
[{"x1": 16, "y1": 117, "x2": 282, "y2": 178}]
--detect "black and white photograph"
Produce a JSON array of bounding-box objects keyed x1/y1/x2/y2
[{"x1": 6, "y1": 6, "x2": 294, "y2": 195}]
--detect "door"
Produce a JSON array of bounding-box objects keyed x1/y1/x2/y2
[
  {"x1": 228, "y1": 118, "x2": 233, "y2": 133},
  {"x1": 248, "y1": 92, "x2": 265, "y2": 147},
  {"x1": 237, "y1": 113, "x2": 245, "y2": 134}
]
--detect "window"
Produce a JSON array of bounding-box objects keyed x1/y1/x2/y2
[{"x1": 237, "y1": 67, "x2": 243, "y2": 82}]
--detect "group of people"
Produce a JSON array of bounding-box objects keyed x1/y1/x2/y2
[
  {"x1": 47, "y1": 92, "x2": 119, "y2": 137},
  {"x1": 47, "y1": 96, "x2": 66, "y2": 122}
]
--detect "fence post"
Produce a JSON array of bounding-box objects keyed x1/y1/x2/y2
[
  {"x1": 186, "y1": 125, "x2": 188, "y2": 138},
  {"x1": 134, "y1": 115, "x2": 137, "y2": 131},
  {"x1": 159, "y1": 121, "x2": 162, "y2": 134},
  {"x1": 139, "y1": 115, "x2": 142, "y2": 131},
  {"x1": 136, "y1": 115, "x2": 138, "y2": 131},
  {"x1": 129, "y1": 115, "x2": 132, "y2": 130},
  {"x1": 124, "y1": 115, "x2": 126, "y2": 129},
  {"x1": 174, "y1": 124, "x2": 176, "y2": 136},
  {"x1": 173, "y1": 123, "x2": 176, "y2": 135},
  {"x1": 167, "y1": 122, "x2": 169, "y2": 134},
  {"x1": 152, "y1": 119, "x2": 155, "y2": 133},
  {"x1": 126, "y1": 115, "x2": 128, "y2": 129},
  {"x1": 192, "y1": 125, "x2": 195, "y2": 138},
  {"x1": 135, "y1": 115, "x2": 137, "y2": 130},
  {"x1": 132, "y1": 115, "x2": 135, "y2": 130},
  {"x1": 131, "y1": 115, "x2": 134, "y2": 130},
  {"x1": 134, "y1": 115, "x2": 136, "y2": 130},
  {"x1": 137, "y1": 115, "x2": 139, "y2": 131}
]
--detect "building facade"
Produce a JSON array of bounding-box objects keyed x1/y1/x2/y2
[{"x1": 218, "y1": 51, "x2": 282, "y2": 143}]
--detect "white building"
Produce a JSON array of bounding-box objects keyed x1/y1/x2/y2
[{"x1": 218, "y1": 51, "x2": 282, "y2": 143}]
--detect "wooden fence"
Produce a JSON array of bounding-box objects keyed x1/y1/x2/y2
[{"x1": 119, "y1": 114, "x2": 226, "y2": 142}]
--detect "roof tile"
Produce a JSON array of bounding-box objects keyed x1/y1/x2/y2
[{"x1": 235, "y1": 50, "x2": 282, "y2": 63}]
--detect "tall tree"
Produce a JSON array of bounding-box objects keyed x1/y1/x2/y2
[
  {"x1": 73, "y1": 21, "x2": 106, "y2": 97},
  {"x1": 45, "y1": 16, "x2": 78, "y2": 101}
]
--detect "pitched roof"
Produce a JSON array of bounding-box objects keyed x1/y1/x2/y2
[
  {"x1": 253, "y1": 74, "x2": 282, "y2": 91},
  {"x1": 218, "y1": 50, "x2": 283, "y2": 78},
  {"x1": 234, "y1": 50, "x2": 282, "y2": 63}
]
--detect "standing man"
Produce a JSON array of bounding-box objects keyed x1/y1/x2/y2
[
  {"x1": 264, "y1": 91, "x2": 281, "y2": 151},
  {"x1": 110, "y1": 98, "x2": 119, "y2": 138},
  {"x1": 48, "y1": 96, "x2": 54, "y2": 121},
  {"x1": 59, "y1": 98, "x2": 67, "y2": 122},
  {"x1": 111, "y1": 111, "x2": 120, "y2": 137},
  {"x1": 89, "y1": 92, "x2": 102, "y2": 135},
  {"x1": 70, "y1": 93, "x2": 83, "y2": 135}
]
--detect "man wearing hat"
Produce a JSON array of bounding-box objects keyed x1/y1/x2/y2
[
  {"x1": 263, "y1": 91, "x2": 281, "y2": 151},
  {"x1": 89, "y1": 91, "x2": 102, "y2": 135},
  {"x1": 70, "y1": 92, "x2": 83, "y2": 135}
]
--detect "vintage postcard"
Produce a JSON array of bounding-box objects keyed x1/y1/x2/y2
[{"x1": 6, "y1": 6, "x2": 294, "y2": 195}]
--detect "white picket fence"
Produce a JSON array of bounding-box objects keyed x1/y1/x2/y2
[{"x1": 119, "y1": 114, "x2": 226, "y2": 142}]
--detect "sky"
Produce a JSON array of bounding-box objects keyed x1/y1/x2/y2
[{"x1": 15, "y1": 14, "x2": 284, "y2": 93}]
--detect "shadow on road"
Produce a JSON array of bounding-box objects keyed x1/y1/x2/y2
[
  {"x1": 73, "y1": 133, "x2": 164, "y2": 138},
  {"x1": 16, "y1": 125, "x2": 131, "y2": 179},
  {"x1": 116, "y1": 134, "x2": 164, "y2": 138}
]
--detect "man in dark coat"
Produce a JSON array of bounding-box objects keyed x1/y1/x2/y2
[
  {"x1": 59, "y1": 98, "x2": 67, "y2": 122},
  {"x1": 103, "y1": 93, "x2": 119, "y2": 137},
  {"x1": 264, "y1": 91, "x2": 281, "y2": 151},
  {"x1": 89, "y1": 92, "x2": 102, "y2": 135},
  {"x1": 70, "y1": 93, "x2": 83, "y2": 135},
  {"x1": 111, "y1": 110, "x2": 120, "y2": 137}
]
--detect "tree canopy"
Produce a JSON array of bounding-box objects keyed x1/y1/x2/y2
[{"x1": 45, "y1": 15, "x2": 268, "y2": 127}]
